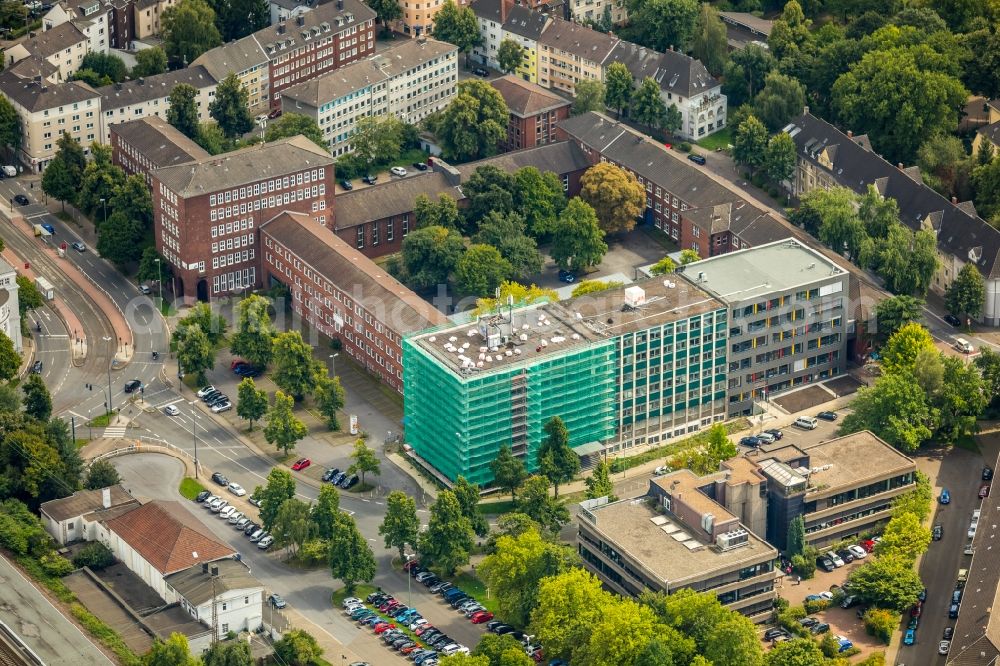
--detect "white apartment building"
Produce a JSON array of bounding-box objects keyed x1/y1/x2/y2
[
  {"x1": 471, "y1": 0, "x2": 505, "y2": 71},
  {"x1": 280, "y1": 38, "x2": 456, "y2": 156},
  {"x1": 5, "y1": 23, "x2": 89, "y2": 82},
  {"x1": 567, "y1": 0, "x2": 627, "y2": 26},
  {"x1": 42, "y1": 0, "x2": 110, "y2": 55},
  {"x1": 164, "y1": 560, "x2": 265, "y2": 642},
  {"x1": 0, "y1": 257, "x2": 23, "y2": 354},
  {"x1": 192, "y1": 35, "x2": 270, "y2": 114},
  {"x1": 0, "y1": 70, "x2": 102, "y2": 172},
  {"x1": 97, "y1": 65, "x2": 217, "y2": 142}
]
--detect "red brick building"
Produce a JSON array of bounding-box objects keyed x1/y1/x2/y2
[
  {"x1": 151, "y1": 135, "x2": 335, "y2": 301},
  {"x1": 332, "y1": 142, "x2": 591, "y2": 258},
  {"x1": 110, "y1": 116, "x2": 209, "y2": 186},
  {"x1": 261, "y1": 211, "x2": 448, "y2": 392},
  {"x1": 259, "y1": 0, "x2": 376, "y2": 111},
  {"x1": 490, "y1": 75, "x2": 571, "y2": 151}
]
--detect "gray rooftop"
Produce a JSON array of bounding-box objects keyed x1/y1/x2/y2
[
  {"x1": 0, "y1": 71, "x2": 99, "y2": 112},
  {"x1": 192, "y1": 34, "x2": 269, "y2": 81},
  {"x1": 502, "y1": 4, "x2": 550, "y2": 41},
  {"x1": 98, "y1": 66, "x2": 217, "y2": 109},
  {"x1": 538, "y1": 16, "x2": 619, "y2": 62},
  {"x1": 256, "y1": 0, "x2": 375, "y2": 55},
  {"x1": 603, "y1": 42, "x2": 720, "y2": 98},
  {"x1": 152, "y1": 135, "x2": 333, "y2": 197},
  {"x1": 19, "y1": 22, "x2": 86, "y2": 58},
  {"x1": 680, "y1": 238, "x2": 846, "y2": 303},
  {"x1": 110, "y1": 116, "x2": 210, "y2": 170},
  {"x1": 163, "y1": 559, "x2": 261, "y2": 607}
]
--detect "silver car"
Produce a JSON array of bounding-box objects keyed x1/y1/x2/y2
[{"x1": 227, "y1": 511, "x2": 244, "y2": 525}]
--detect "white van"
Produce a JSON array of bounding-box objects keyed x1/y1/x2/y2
[
  {"x1": 794, "y1": 416, "x2": 818, "y2": 430},
  {"x1": 954, "y1": 338, "x2": 974, "y2": 354},
  {"x1": 1, "y1": 165, "x2": 16, "y2": 178}
]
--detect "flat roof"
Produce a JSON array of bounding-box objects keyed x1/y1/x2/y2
[
  {"x1": 409, "y1": 275, "x2": 724, "y2": 376},
  {"x1": 680, "y1": 238, "x2": 847, "y2": 303},
  {"x1": 760, "y1": 431, "x2": 916, "y2": 493},
  {"x1": 581, "y1": 497, "x2": 776, "y2": 585}
]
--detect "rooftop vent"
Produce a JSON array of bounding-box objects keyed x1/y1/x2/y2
[{"x1": 716, "y1": 529, "x2": 749, "y2": 551}]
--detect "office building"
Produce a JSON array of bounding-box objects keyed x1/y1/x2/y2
[
  {"x1": 110, "y1": 116, "x2": 210, "y2": 185},
  {"x1": 490, "y1": 74, "x2": 571, "y2": 151},
  {"x1": 98, "y1": 66, "x2": 217, "y2": 143}
]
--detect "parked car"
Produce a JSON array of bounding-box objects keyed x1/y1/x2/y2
[
  {"x1": 764, "y1": 628, "x2": 789, "y2": 640},
  {"x1": 197, "y1": 386, "x2": 217, "y2": 398},
  {"x1": 847, "y1": 545, "x2": 868, "y2": 559},
  {"x1": 940, "y1": 488, "x2": 951, "y2": 504},
  {"x1": 362, "y1": 174, "x2": 378, "y2": 185},
  {"x1": 227, "y1": 482, "x2": 246, "y2": 496},
  {"x1": 981, "y1": 484, "x2": 991, "y2": 498},
  {"x1": 339, "y1": 179, "x2": 353, "y2": 190},
  {"x1": 949, "y1": 603, "x2": 960, "y2": 618},
  {"x1": 903, "y1": 629, "x2": 916, "y2": 646},
  {"x1": 30, "y1": 360, "x2": 42, "y2": 374},
  {"x1": 291, "y1": 458, "x2": 311, "y2": 471},
  {"x1": 470, "y1": 611, "x2": 494, "y2": 623},
  {"x1": 933, "y1": 524, "x2": 943, "y2": 540},
  {"x1": 235, "y1": 517, "x2": 250, "y2": 529},
  {"x1": 687, "y1": 154, "x2": 707, "y2": 165},
  {"x1": 472, "y1": 67, "x2": 489, "y2": 77},
  {"x1": 219, "y1": 506, "x2": 236, "y2": 519},
  {"x1": 244, "y1": 522, "x2": 259, "y2": 535},
  {"x1": 817, "y1": 556, "x2": 835, "y2": 572},
  {"x1": 827, "y1": 552, "x2": 845, "y2": 567},
  {"x1": 817, "y1": 411, "x2": 838, "y2": 421},
  {"x1": 390, "y1": 166, "x2": 408, "y2": 177},
  {"x1": 249, "y1": 496, "x2": 262, "y2": 508},
  {"x1": 944, "y1": 313, "x2": 962, "y2": 327},
  {"x1": 764, "y1": 428, "x2": 783, "y2": 440},
  {"x1": 799, "y1": 617, "x2": 819, "y2": 628},
  {"x1": 322, "y1": 468, "x2": 340, "y2": 482},
  {"x1": 211, "y1": 401, "x2": 232, "y2": 413},
  {"x1": 755, "y1": 432, "x2": 776, "y2": 444},
  {"x1": 944, "y1": 627, "x2": 954, "y2": 640},
  {"x1": 195, "y1": 490, "x2": 211, "y2": 502},
  {"x1": 210, "y1": 499, "x2": 228, "y2": 513},
  {"x1": 269, "y1": 594, "x2": 287, "y2": 608},
  {"x1": 343, "y1": 474, "x2": 360, "y2": 489},
  {"x1": 939, "y1": 640, "x2": 951, "y2": 655},
  {"x1": 740, "y1": 436, "x2": 762, "y2": 447},
  {"x1": 413, "y1": 162, "x2": 429, "y2": 171},
  {"x1": 810, "y1": 623, "x2": 830, "y2": 635}
]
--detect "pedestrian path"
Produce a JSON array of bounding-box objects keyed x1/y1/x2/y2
[{"x1": 103, "y1": 424, "x2": 128, "y2": 438}]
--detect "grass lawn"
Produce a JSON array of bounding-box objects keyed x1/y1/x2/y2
[
  {"x1": 86, "y1": 411, "x2": 117, "y2": 428},
  {"x1": 179, "y1": 477, "x2": 206, "y2": 500},
  {"x1": 74, "y1": 437, "x2": 90, "y2": 449},
  {"x1": 347, "y1": 482, "x2": 376, "y2": 494},
  {"x1": 452, "y1": 571, "x2": 499, "y2": 615},
  {"x1": 332, "y1": 584, "x2": 378, "y2": 608},
  {"x1": 479, "y1": 499, "x2": 516, "y2": 515},
  {"x1": 696, "y1": 126, "x2": 733, "y2": 152}
]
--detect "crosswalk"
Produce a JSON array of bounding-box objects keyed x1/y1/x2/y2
[{"x1": 103, "y1": 425, "x2": 128, "y2": 438}]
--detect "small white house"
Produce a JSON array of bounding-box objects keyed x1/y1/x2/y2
[
  {"x1": 39, "y1": 485, "x2": 140, "y2": 545},
  {"x1": 165, "y1": 560, "x2": 265, "y2": 640}
]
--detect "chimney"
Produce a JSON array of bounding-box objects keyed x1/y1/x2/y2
[
  {"x1": 277, "y1": 23, "x2": 285, "y2": 33},
  {"x1": 210, "y1": 564, "x2": 219, "y2": 577},
  {"x1": 897, "y1": 163, "x2": 903, "y2": 170},
  {"x1": 846, "y1": 130, "x2": 852, "y2": 138},
  {"x1": 137, "y1": 77, "x2": 144, "y2": 84},
  {"x1": 202, "y1": 562, "x2": 209, "y2": 574},
  {"x1": 952, "y1": 196, "x2": 958, "y2": 204},
  {"x1": 102, "y1": 487, "x2": 111, "y2": 509},
  {"x1": 336, "y1": 0, "x2": 342, "y2": 8},
  {"x1": 296, "y1": 14, "x2": 304, "y2": 25}
]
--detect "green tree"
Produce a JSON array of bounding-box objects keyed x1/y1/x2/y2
[
  {"x1": 753, "y1": 72, "x2": 806, "y2": 132},
  {"x1": 576, "y1": 597, "x2": 668, "y2": 666},
  {"x1": 212, "y1": 0, "x2": 269, "y2": 41},
  {"x1": 516, "y1": 475, "x2": 569, "y2": 536},
  {"x1": 462, "y1": 165, "x2": 516, "y2": 227},
  {"x1": 873, "y1": 295, "x2": 924, "y2": 345},
  {"x1": 702, "y1": 615, "x2": 765, "y2": 666},
  {"x1": 763, "y1": 131, "x2": 797, "y2": 184},
  {"x1": 161, "y1": 0, "x2": 222, "y2": 66},
  {"x1": 210, "y1": 73, "x2": 253, "y2": 139},
  {"x1": 78, "y1": 52, "x2": 128, "y2": 82},
  {"x1": 418, "y1": 490, "x2": 474, "y2": 575},
  {"x1": 347, "y1": 438, "x2": 380, "y2": 487},
  {"x1": 881, "y1": 322, "x2": 936, "y2": 375},
  {"x1": 625, "y1": 0, "x2": 698, "y2": 53},
  {"x1": 473, "y1": 634, "x2": 534, "y2": 666},
  {"x1": 766, "y1": 638, "x2": 827, "y2": 666},
  {"x1": 73, "y1": 69, "x2": 111, "y2": 88},
  {"x1": 550, "y1": 198, "x2": 607, "y2": 271},
  {"x1": 379, "y1": 490, "x2": 419, "y2": 561},
  {"x1": 439, "y1": 656, "x2": 489, "y2": 666},
  {"x1": 273, "y1": 629, "x2": 323, "y2": 666},
  {"x1": 0, "y1": 89, "x2": 22, "y2": 153},
  {"x1": 875, "y1": 511, "x2": 931, "y2": 561},
  {"x1": 706, "y1": 423, "x2": 737, "y2": 462},
  {"x1": 430, "y1": 0, "x2": 481, "y2": 64},
  {"x1": 167, "y1": 84, "x2": 200, "y2": 139},
  {"x1": 202, "y1": 641, "x2": 252, "y2": 666},
  {"x1": 722, "y1": 44, "x2": 776, "y2": 106},
  {"x1": 584, "y1": 459, "x2": 616, "y2": 501},
  {"x1": 41, "y1": 133, "x2": 85, "y2": 209},
  {"x1": 848, "y1": 554, "x2": 924, "y2": 611},
  {"x1": 732, "y1": 114, "x2": 769, "y2": 172},
  {"x1": 366, "y1": 0, "x2": 402, "y2": 33},
  {"x1": 787, "y1": 515, "x2": 806, "y2": 557},
  {"x1": 310, "y1": 483, "x2": 340, "y2": 540},
  {"x1": 803, "y1": 186, "x2": 865, "y2": 259},
  {"x1": 831, "y1": 47, "x2": 968, "y2": 164},
  {"x1": 264, "y1": 391, "x2": 307, "y2": 455},
  {"x1": 144, "y1": 633, "x2": 198, "y2": 666},
  {"x1": 272, "y1": 331, "x2": 319, "y2": 400},
  {"x1": 976, "y1": 346, "x2": 1000, "y2": 403},
  {"x1": 132, "y1": 47, "x2": 168, "y2": 77},
  {"x1": 253, "y1": 467, "x2": 296, "y2": 531},
  {"x1": 452, "y1": 475, "x2": 489, "y2": 538},
  {"x1": 650, "y1": 256, "x2": 677, "y2": 275},
  {"x1": 78, "y1": 144, "x2": 126, "y2": 218},
  {"x1": 767, "y1": 0, "x2": 811, "y2": 60},
  {"x1": 513, "y1": 166, "x2": 566, "y2": 238},
  {"x1": 933, "y1": 355, "x2": 986, "y2": 443},
  {"x1": 0, "y1": 331, "x2": 19, "y2": 382},
  {"x1": 236, "y1": 377, "x2": 268, "y2": 431},
  {"x1": 230, "y1": 294, "x2": 275, "y2": 368},
  {"x1": 401, "y1": 225, "x2": 465, "y2": 290},
  {"x1": 176, "y1": 324, "x2": 214, "y2": 385},
  {"x1": 631, "y1": 76, "x2": 667, "y2": 129},
  {"x1": 111, "y1": 173, "x2": 154, "y2": 232},
  {"x1": 264, "y1": 112, "x2": 326, "y2": 150},
  {"x1": 455, "y1": 244, "x2": 513, "y2": 297},
  {"x1": 490, "y1": 443, "x2": 527, "y2": 501},
  {"x1": 946, "y1": 263, "x2": 985, "y2": 322},
  {"x1": 94, "y1": 211, "x2": 142, "y2": 267},
  {"x1": 604, "y1": 62, "x2": 633, "y2": 118},
  {"x1": 174, "y1": 302, "x2": 227, "y2": 346},
  {"x1": 537, "y1": 416, "x2": 580, "y2": 496},
  {"x1": 679, "y1": 248, "x2": 700, "y2": 264},
  {"x1": 314, "y1": 375, "x2": 346, "y2": 430},
  {"x1": 580, "y1": 162, "x2": 645, "y2": 234},
  {"x1": 917, "y1": 133, "x2": 973, "y2": 198},
  {"x1": 83, "y1": 459, "x2": 121, "y2": 490},
  {"x1": 15, "y1": 275, "x2": 42, "y2": 322},
  {"x1": 136, "y1": 248, "x2": 172, "y2": 290},
  {"x1": 270, "y1": 497, "x2": 313, "y2": 556},
  {"x1": 431, "y1": 80, "x2": 507, "y2": 162},
  {"x1": 840, "y1": 372, "x2": 933, "y2": 453},
  {"x1": 691, "y1": 3, "x2": 727, "y2": 76},
  {"x1": 529, "y1": 568, "x2": 613, "y2": 662},
  {"x1": 663, "y1": 103, "x2": 683, "y2": 133},
  {"x1": 497, "y1": 38, "x2": 526, "y2": 73},
  {"x1": 351, "y1": 114, "x2": 403, "y2": 169},
  {"x1": 572, "y1": 79, "x2": 605, "y2": 115},
  {"x1": 195, "y1": 122, "x2": 229, "y2": 154},
  {"x1": 862, "y1": 608, "x2": 896, "y2": 645},
  {"x1": 414, "y1": 193, "x2": 460, "y2": 230},
  {"x1": 21, "y1": 375, "x2": 51, "y2": 422}
]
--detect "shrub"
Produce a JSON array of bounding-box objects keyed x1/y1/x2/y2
[
  {"x1": 863, "y1": 607, "x2": 897, "y2": 644},
  {"x1": 803, "y1": 598, "x2": 831, "y2": 614},
  {"x1": 678, "y1": 142, "x2": 692, "y2": 152},
  {"x1": 819, "y1": 631, "x2": 841, "y2": 658},
  {"x1": 791, "y1": 553, "x2": 815, "y2": 579},
  {"x1": 776, "y1": 605, "x2": 809, "y2": 638},
  {"x1": 40, "y1": 552, "x2": 74, "y2": 577},
  {"x1": 73, "y1": 542, "x2": 116, "y2": 570}
]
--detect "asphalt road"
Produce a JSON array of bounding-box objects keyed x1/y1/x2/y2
[
  {"x1": 0, "y1": 553, "x2": 113, "y2": 665},
  {"x1": 32, "y1": 303, "x2": 74, "y2": 410}
]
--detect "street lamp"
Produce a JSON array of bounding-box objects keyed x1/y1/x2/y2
[
  {"x1": 154, "y1": 257, "x2": 162, "y2": 308},
  {"x1": 99, "y1": 197, "x2": 107, "y2": 230},
  {"x1": 101, "y1": 335, "x2": 112, "y2": 415},
  {"x1": 329, "y1": 353, "x2": 339, "y2": 377}
]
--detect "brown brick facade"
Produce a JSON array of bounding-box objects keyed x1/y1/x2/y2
[{"x1": 504, "y1": 105, "x2": 570, "y2": 151}]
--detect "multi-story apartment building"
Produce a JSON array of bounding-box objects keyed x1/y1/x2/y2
[
  {"x1": 5, "y1": 23, "x2": 89, "y2": 82},
  {"x1": 471, "y1": 0, "x2": 505, "y2": 70},
  {"x1": 0, "y1": 70, "x2": 101, "y2": 171},
  {"x1": 557, "y1": 112, "x2": 787, "y2": 253},
  {"x1": 133, "y1": 0, "x2": 176, "y2": 38},
  {"x1": 110, "y1": 116, "x2": 209, "y2": 184},
  {"x1": 785, "y1": 112, "x2": 1000, "y2": 326},
  {"x1": 42, "y1": 0, "x2": 111, "y2": 55},
  {"x1": 491, "y1": 74, "x2": 571, "y2": 150},
  {"x1": 603, "y1": 41, "x2": 726, "y2": 140},
  {"x1": 0, "y1": 258, "x2": 23, "y2": 354},
  {"x1": 495, "y1": 4, "x2": 549, "y2": 83},
  {"x1": 403, "y1": 276, "x2": 729, "y2": 484},
  {"x1": 566, "y1": 0, "x2": 625, "y2": 25},
  {"x1": 537, "y1": 17, "x2": 616, "y2": 95},
  {"x1": 98, "y1": 66, "x2": 217, "y2": 142},
  {"x1": 680, "y1": 239, "x2": 848, "y2": 417},
  {"x1": 269, "y1": 0, "x2": 315, "y2": 25},
  {"x1": 756, "y1": 432, "x2": 917, "y2": 549},
  {"x1": 257, "y1": 1, "x2": 376, "y2": 111},
  {"x1": 260, "y1": 211, "x2": 448, "y2": 392},
  {"x1": 578, "y1": 469, "x2": 778, "y2": 622},
  {"x1": 280, "y1": 38, "x2": 457, "y2": 156},
  {"x1": 401, "y1": 0, "x2": 470, "y2": 36},
  {"x1": 192, "y1": 35, "x2": 270, "y2": 114},
  {"x1": 150, "y1": 135, "x2": 335, "y2": 300}
]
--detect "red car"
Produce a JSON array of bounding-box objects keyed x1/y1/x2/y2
[
  {"x1": 403, "y1": 560, "x2": 420, "y2": 571},
  {"x1": 291, "y1": 458, "x2": 311, "y2": 471},
  {"x1": 415, "y1": 625, "x2": 435, "y2": 636},
  {"x1": 230, "y1": 359, "x2": 247, "y2": 369},
  {"x1": 470, "y1": 611, "x2": 494, "y2": 624},
  {"x1": 860, "y1": 539, "x2": 876, "y2": 553},
  {"x1": 401, "y1": 644, "x2": 421, "y2": 655},
  {"x1": 374, "y1": 623, "x2": 395, "y2": 634}
]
